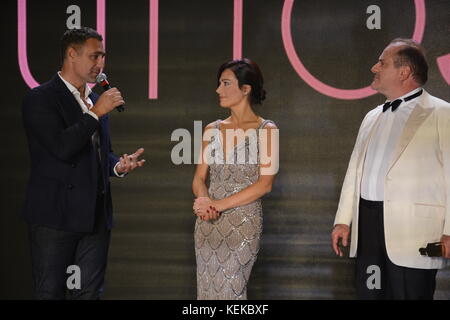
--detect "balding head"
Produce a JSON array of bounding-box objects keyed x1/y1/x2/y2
[{"x1": 388, "y1": 38, "x2": 428, "y2": 85}]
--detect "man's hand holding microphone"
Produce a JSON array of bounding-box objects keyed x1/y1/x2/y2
[
  {"x1": 90, "y1": 86, "x2": 125, "y2": 117},
  {"x1": 91, "y1": 73, "x2": 145, "y2": 175}
]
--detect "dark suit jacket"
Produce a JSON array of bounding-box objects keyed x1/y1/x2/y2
[{"x1": 22, "y1": 74, "x2": 119, "y2": 232}]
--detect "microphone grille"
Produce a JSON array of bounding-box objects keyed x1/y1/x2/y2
[{"x1": 96, "y1": 73, "x2": 107, "y2": 83}]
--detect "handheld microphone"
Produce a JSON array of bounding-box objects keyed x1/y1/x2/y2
[
  {"x1": 419, "y1": 242, "x2": 446, "y2": 257},
  {"x1": 96, "y1": 73, "x2": 125, "y2": 112}
]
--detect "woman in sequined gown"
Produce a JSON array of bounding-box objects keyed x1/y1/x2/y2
[{"x1": 192, "y1": 59, "x2": 278, "y2": 300}]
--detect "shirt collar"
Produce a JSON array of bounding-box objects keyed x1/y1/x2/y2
[
  {"x1": 58, "y1": 72, "x2": 92, "y2": 100},
  {"x1": 384, "y1": 87, "x2": 422, "y2": 103}
]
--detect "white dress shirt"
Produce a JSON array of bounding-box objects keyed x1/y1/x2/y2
[
  {"x1": 361, "y1": 87, "x2": 423, "y2": 201},
  {"x1": 58, "y1": 72, "x2": 124, "y2": 177}
]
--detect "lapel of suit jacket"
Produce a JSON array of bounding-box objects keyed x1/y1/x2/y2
[
  {"x1": 357, "y1": 108, "x2": 383, "y2": 169},
  {"x1": 89, "y1": 92, "x2": 105, "y2": 150},
  {"x1": 387, "y1": 91, "x2": 433, "y2": 174},
  {"x1": 89, "y1": 92, "x2": 103, "y2": 132},
  {"x1": 89, "y1": 92, "x2": 108, "y2": 173},
  {"x1": 51, "y1": 74, "x2": 84, "y2": 126}
]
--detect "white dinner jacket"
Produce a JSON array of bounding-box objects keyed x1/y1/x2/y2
[{"x1": 334, "y1": 90, "x2": 450, "y2": 269}]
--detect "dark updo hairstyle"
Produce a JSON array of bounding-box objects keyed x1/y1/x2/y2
[{"x1": 217, "y1": 58, "x2": 266, "y2": 106}]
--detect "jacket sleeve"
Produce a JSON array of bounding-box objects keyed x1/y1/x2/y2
[
  {"x1": 22, "y1": 89, "x2": 99, "y2": 162},
  {"x1": 437, "y1": 103, "x2": 450, "y2": 235},
  {"x1": 108, "y1": 140, "x2": 120, "y2": 177}
]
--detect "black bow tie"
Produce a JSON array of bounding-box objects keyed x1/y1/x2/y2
[
  {"x1": 382, "y1": 99, "x2": 402, "y2": 112},
  {"x1": 382, "y1": 89, "x2": 423, "y2": 112}
]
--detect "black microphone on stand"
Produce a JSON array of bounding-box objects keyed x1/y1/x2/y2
[{"x1": 96, "y1": 73, "x2": 125, "y2": 112}]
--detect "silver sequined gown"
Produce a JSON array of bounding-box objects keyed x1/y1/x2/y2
[{"x1": 195, "y1": 119, "x2": 274, "y2": 300}]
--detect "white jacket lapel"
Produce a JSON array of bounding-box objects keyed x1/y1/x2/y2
[{"x1": 387, "y1": 91, "x2": 433, "y2": 173}]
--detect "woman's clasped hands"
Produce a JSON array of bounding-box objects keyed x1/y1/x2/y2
[{"x1": 193, "y1": 197, "x2": 221, "y2": 221}]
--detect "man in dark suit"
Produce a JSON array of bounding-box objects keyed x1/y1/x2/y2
[{"x1": 22, "y1": 27, "x2": 145, "y2": 299}]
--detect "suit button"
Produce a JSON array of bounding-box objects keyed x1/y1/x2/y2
[
  {"x1": 68, "y1": 184, "x2": 74, "y2": 190},
  {"x1": 71, "y1": 163, "x2": 76, "y2": 168}
]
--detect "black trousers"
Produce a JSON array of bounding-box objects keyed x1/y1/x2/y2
[
  {"x1": 28, "y1": 195, "x2": 111, "y2": 300},
  {"x1": 355, "y1": 197, "x2": 438, "y2": 300}
]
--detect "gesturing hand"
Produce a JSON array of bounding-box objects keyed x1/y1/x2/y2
[{"x1": 116, "y1": 148, "x2": 146, "y2": 174}]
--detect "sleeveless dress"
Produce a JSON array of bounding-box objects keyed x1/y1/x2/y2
[{"x1": 194, "y1": 119, "x2": 275, "y2": 300}]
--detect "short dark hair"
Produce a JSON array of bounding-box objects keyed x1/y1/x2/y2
[
  {"x1": 60, "y1": 27, "x2": 103, "y2": 63},
  {"x1": 217, "y1": 58, "x2": 266, "y2": 106},
  {"x1": 389, "y1": 38, "x2": 428, "y2": 85}
]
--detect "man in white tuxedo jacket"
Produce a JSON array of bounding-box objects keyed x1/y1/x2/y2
[{"x1": 331, "y1": 38, "x2": 450, "y2": 299}]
